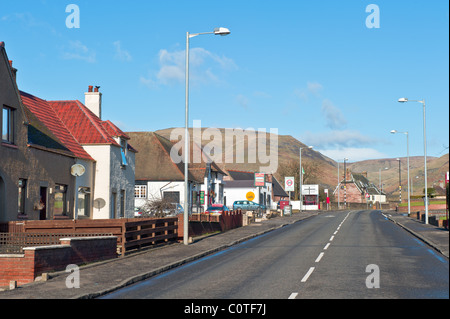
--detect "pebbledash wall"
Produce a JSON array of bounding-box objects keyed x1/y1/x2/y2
[{"x1": 0, "y1": 236, "x2": 117, "y2": 287}]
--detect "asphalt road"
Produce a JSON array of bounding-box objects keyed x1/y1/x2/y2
[{"x1": 102, "y1": 210, "x2": 449, "y2": 299}]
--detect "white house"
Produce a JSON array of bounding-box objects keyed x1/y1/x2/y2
[
  {"x1": 223, "y1": 170, "x2": 273, "y2": 210},
  {"x1": 128, "y1": 132, "x2": 226, "y2": 213},
  {"x1": 48, "y1": 86, "x2": 137, "y2": 219}
]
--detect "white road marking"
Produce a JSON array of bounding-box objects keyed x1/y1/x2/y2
[
  {"x1": 324, "y1": 243, "x2": 330, "y2": 250},
  {"x1": 301, "y1": 267, "x2": 315, "y2": 282},
  {"x1": 329, "y1": 235, "x2": 334, "y2": 241},
  {"x1": 288, "y1": 292, "x2": 298, "y2": 299},
  {"x1": 315, "y1": 252, "x2": 324, "y2": 263}
]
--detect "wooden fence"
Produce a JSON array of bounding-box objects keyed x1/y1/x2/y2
[{"x1": 0, "y1": 217, "x2": 178, "y2": 256}]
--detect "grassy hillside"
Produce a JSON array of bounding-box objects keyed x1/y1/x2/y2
[{"x1": 148, "y1": 128, "x2": 448, "y2": 198}]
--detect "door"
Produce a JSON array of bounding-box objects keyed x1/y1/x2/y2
[{"x1": 39, "y1": 187, "x2": 47, "y2": 220}]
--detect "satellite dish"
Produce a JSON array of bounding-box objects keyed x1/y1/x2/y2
[{"x1": 70, "y1": 164, "x2": 86, "y2": 177}]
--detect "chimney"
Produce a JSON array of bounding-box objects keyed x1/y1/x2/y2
[
  {"x1": 9, "y1": 60, "x2": 18, "y2": 83},
  {"x1": 84, "y1": 85, "x2": 102, "y2": 119}
]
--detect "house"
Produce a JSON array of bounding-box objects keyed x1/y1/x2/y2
[
  {"x1": 333, "y1": 171, "x2": 386, "y2": 205},
  {"x1": 47, "y1": 86, "x2": 137, "y2": 219},
  {"x1": 223, "y1": 170, "x2": 278, "y2": 210},
  {"x1": 127, "y1": 131, "x2": 226, "y2": 213},
  {"x1": 1, "y1": 42, "x2": 85, "y2": 222},
  {"x1": 20, "y1": 92, "x2": 96, "y2": 220}
]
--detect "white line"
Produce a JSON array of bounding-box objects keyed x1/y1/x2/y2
[
  {"x1": 324, "y1": 243, "x2": 330, "y2": 250},
  {"x1": 330, "y1": 235, "x2": 334, "y2": 241},
  {"x1": 333, "y1": 231, "x2": 338, "y2": 235},
  {"x1": 288, "y1": 292, "x2": 298, "y2": 299},
  {"x1": 301, "y1": 267, "x2": 315, "y2": 282},
  {"x1": 315, "y1": 252, "x2": 324, "y2": 263}
]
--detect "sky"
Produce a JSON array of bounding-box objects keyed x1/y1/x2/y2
[{"x1": 1, "y1": 0, "x2": 449, "y2": 162}]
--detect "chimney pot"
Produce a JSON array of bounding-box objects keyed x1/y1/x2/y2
[
  {"x1": 94, "y1": 87, "x2": 99, "y2": 92},
  {"x1": 88, "y1": 85, "x2": 93, "y2": 92}
]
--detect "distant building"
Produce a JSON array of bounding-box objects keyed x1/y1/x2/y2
[
  {"x1": 128, "y1": 132, "x2": 226, "y2": 213},
  {"x1": 333, "y1": 171, "x2": 386, "y2": 205}
]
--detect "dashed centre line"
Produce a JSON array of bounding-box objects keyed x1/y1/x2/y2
[
  {"x1": 301, "y1": 267, "x2": 315, "y2": 282},
  {"x1": 289, "y1": 211, "x2": 353, "y2": 299}
]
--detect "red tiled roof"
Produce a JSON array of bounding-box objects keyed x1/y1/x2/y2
[
  {"x1": 19, "y1": 91, "x2": 94, "y2": 161},
  {"x1": 101, "y1": 120, "x2": 130, "y2": 140},
  {"x1": 48, "y1": 100, "x2": 120, "y2": 146}
]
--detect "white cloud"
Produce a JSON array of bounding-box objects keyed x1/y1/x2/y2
[
  {"x1": 236, "y1": 94, "x2": 250, "y2": 109},
  {"x1": 141, "y1": 47, "x2": 237, "y2": 87},
  {"x1": 62, "y1": 40, "x2": 96, "y2": 63},
  {"x1": 301, "y1": 129, "x2": 378, "y2": 149},
  {"x1": 113, "y1": 41, "x2": 132, "y2": 61},
  {"x1": 294, "y1": 81, "x2": 323, "y2": 101},
  {"x1": 318, "y1": 147, "x2": 389, "y2": 162},
  {"x1": 321, "y1": 99, "x2": 347, "y2": 129}
]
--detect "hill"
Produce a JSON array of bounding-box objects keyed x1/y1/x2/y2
[{"x1": 133, "y1": 128, "x2": 448, "y2": 198}]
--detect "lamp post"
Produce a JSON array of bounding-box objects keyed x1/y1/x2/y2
[
  {"x1": 343, "y1": 158, "x2": 348, "y2": 208},
  {"x1": 391, "y1": 130, "x2": 411, "y2": 216},
  {"x1": 396, "y1": 158, "x2": 402, "y2": 203},
  {"x1": 379, "y1": 167, "x2": 388, "y2": 209},
  {"x1": 184, "y1": 27, "x2": 230, "y2": 245},
  {"x1": 299, "y1": 146, "x2": 313, "y2": 212},
  {"x1": 398, "y1": 98, "x2": 428, "y2": 224}
]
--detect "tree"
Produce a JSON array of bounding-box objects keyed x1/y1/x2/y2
[{"x1": 278, "y1": 159, "x2": 320, "y2": 200}]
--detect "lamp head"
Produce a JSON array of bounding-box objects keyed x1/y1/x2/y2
[
  {"x1": 398, "y1": 97, "x2": 408, "y2": 103},
  {"x1": 214, "y1": 27, "x2": 231, "y2": 36},
  {"x1": 390, "y1": 130, "x2": 397, "y2": 134}
]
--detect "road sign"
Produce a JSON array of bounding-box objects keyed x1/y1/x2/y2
[
  {"x1": 285, "y1": 177, "x2": 295, "y2": 192},
  {"x1": 365, "y1": 193, "x2": 370, "y2": 199},
  {"x1": 254, "y1": 173, "x2": 266, "y2": 187},
  {"x1": 246, "y1": 192, "x2": 255, "y2": 201}
]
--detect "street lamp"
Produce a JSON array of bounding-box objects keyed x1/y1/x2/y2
[
  {"x1": 379, "y1": 167, "x2": 388, "y2": 210},
  {"x1": 299, "y1": 146, "x2": 313, "y2": 212},
  {"x1": 398, "y1": 98, "x2": 428, "y2": 224},
  {"x1": 391, "y1": 130, "x2": 411, "y2": 216},
  {"x1": 343, "y1": 158, "x2": 348, "y2": 208},
  {"x1": 184, "y1": 27, "x2": 230, "y2": 245},
  {"x1": 396, "y1": 158, "x2": 402, "y2": 203}
]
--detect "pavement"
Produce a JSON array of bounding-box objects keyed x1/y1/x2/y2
[{"x1": 0, "y1": 209, "x2": 448, "y2": 299}]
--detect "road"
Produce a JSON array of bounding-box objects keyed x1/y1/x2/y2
[{"x1": 102, "y1": 210, "x2": 449, "y2": 299}]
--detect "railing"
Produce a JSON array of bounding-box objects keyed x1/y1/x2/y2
[
  {"x1": 0, "y1": 217, "x2": 179, "y2": 256},
  {"x1": 0, "y1": 232, "x2": 112, "y2": 254}
]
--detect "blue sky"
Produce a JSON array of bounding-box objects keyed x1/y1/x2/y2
[{"x1": 1, "y1": 0, "x2": 448, "y2": 162}]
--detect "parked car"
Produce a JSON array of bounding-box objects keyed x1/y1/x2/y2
[
  {"x1": 163, "y1": 203, "x2": 184, "y2": 216},
  {"x1": 134, "y1": 207, "x2": 144, "y2": 218},
  {"x1": 205, "y1": 204, "x2": 230, "y2": 215},
  {"x1": 233, "y1": 200, "x2": 266, "y2": 211}
]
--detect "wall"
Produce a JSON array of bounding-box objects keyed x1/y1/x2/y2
[
  {"x1": 83, "y1": 144, "x2": 135, "y2": 219},
  {"x1": 223, "y1": 185, "x2": 271, "y2": 209},
  {"x1": 0, "y1": 236, "x2": 117, "y2": 287}
]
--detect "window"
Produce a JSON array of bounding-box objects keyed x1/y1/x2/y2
[
  {"x1": 54, "y1": 185, "x2": 68, "y2": 215},
  {"x1": 119, "y1": 190, "x2": 125, "y2": 218},
  {"x1": 2, "y1": 106, "x2": 14, "y2": 144},
  {"x1": 18, "y1": 179, "x2": 27, "y2": 215},
  {"x1": 134, "y1": 185, "x2": 147, "y2": 198},
  {"x1": 77, "y1": 187, "x2": 91, "y2": 218},
  {"x1": 163, "y1": 191, "x2": 180, "y2": 204}
]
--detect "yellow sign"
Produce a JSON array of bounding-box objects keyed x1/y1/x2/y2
[{"x1": 246, "y1": 192, "x2": 255, "y2": 201}]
